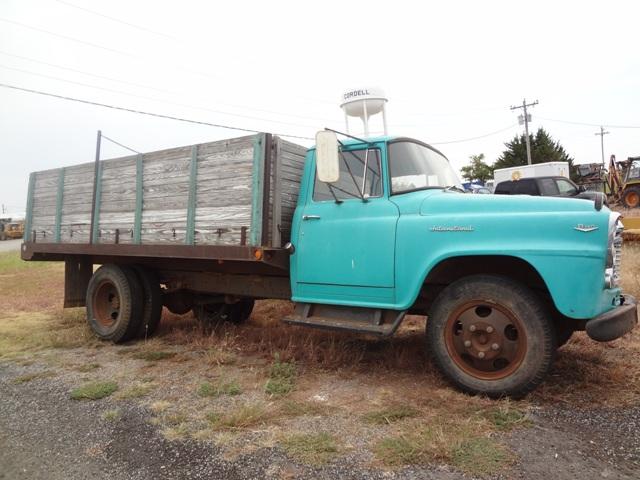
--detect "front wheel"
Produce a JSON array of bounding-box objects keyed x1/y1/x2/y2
[{"x1": 426, "y1": 275, "x2": 555, "y2": 398}]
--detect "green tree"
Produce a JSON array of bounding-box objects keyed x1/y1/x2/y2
[
  {"x1": 493, "y1": 128, "x2": 574, "y2": 173},
  {"x1": 460, "y1": 153, "x2": 492, "y2": 183}
]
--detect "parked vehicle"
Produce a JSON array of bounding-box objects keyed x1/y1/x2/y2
[
  {"x1": 493, "y1": 161, "x2": 570, "y2": 185},
  {"x1": 2, "y1": 220, "x2": 24, "y2": 240},
  {"x1": 494, "y1": 176, "x2": 608, "y2": 205},
  {"x1": 0, "y1": 218, "x2": 24, "y2": 241},
  {"x1": 21, "y1": 131, "x2": 637, "y2": 398},
  {"x1": 575, "y1": 155, "x2": 640, "y2": 208}
]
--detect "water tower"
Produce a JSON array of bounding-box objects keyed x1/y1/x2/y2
[{"x1": 340, "y1": 87, "x2": 388, "y2": 138}]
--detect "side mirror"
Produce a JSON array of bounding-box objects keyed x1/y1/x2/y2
[
  {"x1": 315, "y1": 131, "x2": 340, "y2": 183},
  {"x1": 579, "y1": 184, "x2": 586, "y2": 192}
]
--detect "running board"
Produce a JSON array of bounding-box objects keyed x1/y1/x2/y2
[{"x1": 283, "y1": 303, "x2": 406, "y2": 337}]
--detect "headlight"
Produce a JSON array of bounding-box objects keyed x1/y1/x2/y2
[{"x1": 605, "y1": 212, "x2": 623, "y2": 288}]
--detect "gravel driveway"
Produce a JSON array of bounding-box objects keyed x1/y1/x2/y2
[
  {"x1": 1, "y1": 360, "x2": 638, "y2": 480},
  {"x1": 0, "y1": 239, "x2": 22, "y2": 253}
]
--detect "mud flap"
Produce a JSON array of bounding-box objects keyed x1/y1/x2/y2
[{"x1": 64, "y1": 258, "x2": 93, "y2": 308}]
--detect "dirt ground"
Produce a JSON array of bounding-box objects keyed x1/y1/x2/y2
[{"x1": 1, "y1": 248, "x2": 639, "y2": 480}]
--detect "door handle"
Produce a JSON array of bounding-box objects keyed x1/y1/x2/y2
[{"x1": 302, "y1": 215, "x2": 321, "y2": 220}]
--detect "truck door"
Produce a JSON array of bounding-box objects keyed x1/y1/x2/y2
[{"x1": 295, "y1": 146, "x2": 398, "y2": 291}]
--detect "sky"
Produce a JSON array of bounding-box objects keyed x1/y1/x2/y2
[{"x1": 1, "y1": 0, "x2": 638, "y2": 217}]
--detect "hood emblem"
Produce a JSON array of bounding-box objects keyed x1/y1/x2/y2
[{"x1": 574, "y1": 224, "x2": 599, "y2": 233}]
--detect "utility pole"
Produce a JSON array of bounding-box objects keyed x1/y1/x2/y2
[
  {"x1": 594, "y1": 126, "x2": 609, "y2": 166},
  {"x1": 510, "y1": 98, "x2": 538, "y2": 165}
]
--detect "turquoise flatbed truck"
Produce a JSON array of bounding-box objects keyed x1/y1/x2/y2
[{"x1": 22, "y1": 130, "x2": 637, "y2": 397}]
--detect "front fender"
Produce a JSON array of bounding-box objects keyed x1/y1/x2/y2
[{"x1": 395, "y1": 210, "x2": 613, "y2": 319}]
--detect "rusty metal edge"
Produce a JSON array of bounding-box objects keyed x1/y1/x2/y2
[{"x1": 21, "y1": 242, "x2": 289, "y2": 269}]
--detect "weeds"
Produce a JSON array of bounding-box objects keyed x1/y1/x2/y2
[
  {"x1": 452, "y1": 437, "x2": 513, "y2": 476},
  {"x1": 281, "y1": 432, "x2": 339, "y2": 465},
  {"x1": 102, "y1": 409, "x2": 121, "y2": 421},
  {"x1": 485, "y1": 404, "x2": 529, "y2": 430},
  {"x1": 198, "y1": 379, "x2": 242, "y2": 398},
  {"x1": 71, "y1": 381, "x2": 118, "y2": 400},
  {"x1": 265, "y1": 355, "x2": 296, "y2": 396}
]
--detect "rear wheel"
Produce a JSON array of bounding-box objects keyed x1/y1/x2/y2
[
  {"x1": 132, "y1": 266, "x2": 162, "y2": 339},
  {"x1": 426, "y1": 275, "x2": 555, "y2": 398},
  {"x1": 86, "y1": 264, "x2": 143, "y2": 343},
  {"x1": 622, "y1": 186, "x2": 640, "y2": 208}
]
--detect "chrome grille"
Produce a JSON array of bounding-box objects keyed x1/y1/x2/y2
[{"x1": 612, "y1": 220, "x2": 624, "y2": 287}]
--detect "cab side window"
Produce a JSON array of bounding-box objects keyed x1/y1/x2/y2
[{"x1": 313, "y1": 148, "x2": 382, "y2": 201}]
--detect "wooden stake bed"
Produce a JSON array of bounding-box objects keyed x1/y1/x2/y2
[{"x1": 23, "y1": 133, "x2": 307, "y2": 252}]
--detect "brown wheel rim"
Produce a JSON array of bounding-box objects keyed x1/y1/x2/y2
[
  {"x1": 625, "y1": 191, "x2": 639, "y2": 208},
  {"x1": 444, "y1": 300, "x2": 527, "y2": 380},
  {"x1": 92, "y1": 280, "x2": 121, "y2": 328}
]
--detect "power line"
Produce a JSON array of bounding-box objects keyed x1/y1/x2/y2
[
  {"x1": 102, "y1": 134, "x2": 140, "y2": 154},
  {"x1": 0, "y1": 82, "x2": 315, "y2": 140},
  {"x1": 0, "y1": 50, "x2": 175, "y2": 95},
  {"x1": 0, "y1": 50, "x2": 337, "y2": 124},
  {"x1": 538, "y1": 116, "x2": 640, "y2": 129},
  {"x1": 0, "y1": 17, "x2": 138, "y2": 59},
  {"x1": 0, "y1": 64, "x2": 328, "y2": 129},
  {"x1": 0, "y1": 82, "x2": 527, "y2": 147},
  {"x1": 430, "y1": 124, "x2": 517, "y2": 145},
  {"x1": 53, "y1": 0, "x2": 175, "y2": 40},
  {"x1": 0, "y1": 17, "x2": 335, "y2": 108}
]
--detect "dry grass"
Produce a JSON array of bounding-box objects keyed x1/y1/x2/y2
[
  {"x1": 207, "y1": 402, "x2": 272, "y2": 430},
  {"x1": 1, "y1": 244, "x2": 640, "y2": 471},
  {"x1": 116, "y1": 383, "x2": 155, "y2": 400},
  {"x1": 363, "y1": 404, "x2": 420, "y2": 425},
  {"x1": 12, "y1": 370, "x2": 56, "y2": 384},
  {"x1": 102, "y1": 409, "x2": 121, "y2": 421}
]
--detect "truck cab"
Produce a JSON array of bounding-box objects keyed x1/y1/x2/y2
[{"x1": 286, "y1": 131, "x2": 637, "y2": 397}]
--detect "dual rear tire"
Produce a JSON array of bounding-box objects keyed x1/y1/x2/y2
[{"x1": 86, "y1": 264, "x2": 162, "y2": 344}]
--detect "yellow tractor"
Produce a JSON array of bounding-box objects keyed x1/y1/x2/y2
[
  {"x1": 576, "y1": 155, "x2": 640, "y2": 208},
  {"x1": 0, "y1": 219, "x2": 24, "y2": 241},
  {"x1": 613, "y1": 155, "x2": 640, "y2": 208}
]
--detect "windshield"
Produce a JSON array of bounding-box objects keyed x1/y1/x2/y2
[{"x1": 388, "y1": 141, "x2": 461, "y2": 194}]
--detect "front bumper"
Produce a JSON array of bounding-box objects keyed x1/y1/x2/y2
[{"x1": 585, "y1": 295, "x2": 638, "y2": 342}]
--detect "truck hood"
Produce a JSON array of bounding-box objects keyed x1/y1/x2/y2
[{"x1": 417, "y1": 189, "x2": 601, "y2": 216}]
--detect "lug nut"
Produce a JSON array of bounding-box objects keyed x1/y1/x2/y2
[
  {"x1": 478, "y1": 351, "x2": 485, "y2": 359},
  {"x1": 486, "y1": 326, "x2": 494, "y2": 333},
  {"x1": 491, "y1": 343, "x2": 499, "y2": 351},
  {"x1": 469, "y1": 325, "x2": 477, "y2": 332},
  {"x1": 464, "y1": 340, "x2": 471, "y2": 347}
]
